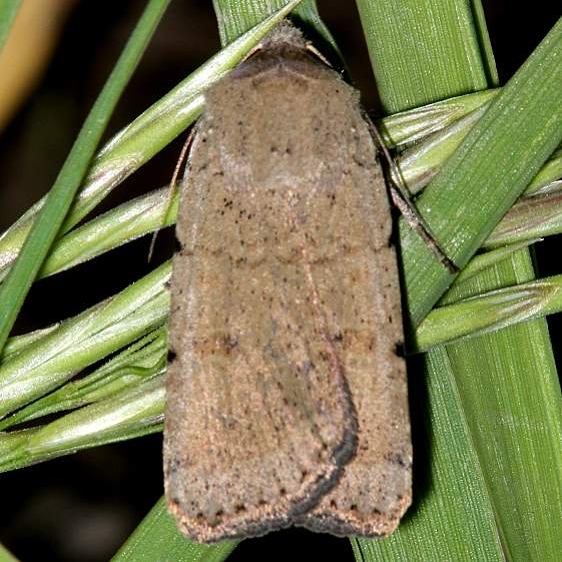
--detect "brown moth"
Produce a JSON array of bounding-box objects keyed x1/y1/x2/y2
[{"x1": 164, "y1": 21, "x2": 411, "y2": 542}]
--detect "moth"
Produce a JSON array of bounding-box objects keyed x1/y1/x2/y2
[{"x1": 164, "y1": 21, "x2": 412, "y2": 542}]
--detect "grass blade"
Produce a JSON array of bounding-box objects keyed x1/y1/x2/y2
[
  {"x1": 354, "y1": 1, "x2": 562, "y2": 561},
  {"x1": 0, "y1": 0, "x2": 302, "y2": 282},
  {"x1": 0, "y1": 543, "x2": 19, "y2": 562},
  {"x1": 0, "y1": 262, "x2": 170, "y2": 419},
  {"x1": 357, "y1": 1, "x2": 493, "y2": 113},
  {"x1": 0, "y1": 0, "x2": 171, "y2": 352},
  {"x1": 401, "y1": 18, "x2": 562, "y2": 324},
  {"x1": 0, "y1": 328, "x2": 166, "y2": 429},
  {"x1": 0, "y1": 376, "x2": 164, "y2": 472},
  {"x1": 417, "y1": 270, "x2": 562, "y2": 351}
]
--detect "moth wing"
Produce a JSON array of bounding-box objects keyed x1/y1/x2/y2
[
  {"x1": 165, "y1": 34, "x2": 411, "y2": 541},
  {"x1": 296, "y1": 117, "x2": 412, "y2": 536}
]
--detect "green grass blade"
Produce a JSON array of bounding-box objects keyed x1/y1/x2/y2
[
  {"x1": 379, "y1": 88, "x2": 498, "y2": 148},
  {"x1": 110, "y1": 497, "x2": 238, "y2": 562},
  {"x1": 35, "y1": 187, "x2": 178, "y2": 279},
  {"x1": 354, "y1": 1, "x2": 562, "y2": 562},
  {"x1": 383, "y1": 91, "x2": 561, "y2": 197},
  {"x1": 0, "y1": 543, "x2": 19, "y2": 562},
  {"x1": 0, "y1": 0, "x2": 21, "y2": 52},
  {"x1": 0, "y1": 262, "x2": 170, "y2": 419},
  {"x1": 401, "y1": 18, "x2": 562, "y2": 324},
  {"x1": 0, "y1": 0, "x2": 301, "y2": 281},
  {"x1": 441, "y1": 253, "x2": 562, "y2": 560},
  {"x1": 0, "y1": 0, "x2": 171, "y2": 353},
  {"x1": 526, "y1": 145, "x2": 562, "y2": 194},
  {"x1": 448, "y1": 240, "x2": 540, "y2": 287},
  {"x1": 211, "y1": 0, "x2": 336, "y2": 51},
  {"x1": 357, "y1": 1, "x2": 494, "y2": 113},
  {"x1": 416, "y1": 269, "x2": 562, "y2": 351},
  {"x1": 0, "y1": 376, "x2": 164, "y2": 472},
  {"x1": 469, "y1": 0, "x2": 499, "y2": 86},
  {"x1": 395, "y1": 103, "x2": 490, "y2": 194},
  {"x1": 485, "y1": 190, "x2": 562, "y2": 248},
  {"x1": 0, "y1": 328, "x2": 166, "y2": 429}
]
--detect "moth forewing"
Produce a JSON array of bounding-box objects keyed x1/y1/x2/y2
[{"x1": 164, "y1": 22, "x2": 411, "y2": 542}]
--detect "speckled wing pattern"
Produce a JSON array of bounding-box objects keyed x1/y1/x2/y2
[{"x1": 164, "y1": 23, "x2": 411, "y2": 542}]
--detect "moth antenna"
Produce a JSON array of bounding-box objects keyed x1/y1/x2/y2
[
  {"x1": 305, "y1": 42, "x2": 332, "y2": 67},
  {"x1": 367, "y1": 118, "x2": 459, "y2": 274},
  {"x1": 147, "y1": 128, "x2": 195, "y2": 262}
]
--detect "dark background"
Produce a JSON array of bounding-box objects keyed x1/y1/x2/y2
[{"x1": 0, "y1": 1, "x2": 560, "y2": 560}]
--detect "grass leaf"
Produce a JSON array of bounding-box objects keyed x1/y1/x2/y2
[
  {"x1": 0, "y1": 0, "x2": 171, "y2": 352},
  {"x1": 353, "y1": 1, "x2": 562, "y2": 561}
]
